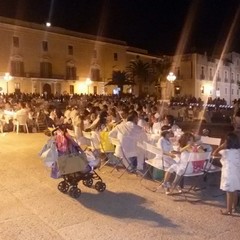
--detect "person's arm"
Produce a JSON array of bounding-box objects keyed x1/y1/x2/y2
[{"x1": 212, "y1": 142, "x2": 226, "y2": 156}]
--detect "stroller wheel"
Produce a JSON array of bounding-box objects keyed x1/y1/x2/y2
[
  {"x1": 95, "y1": 181, "x2": 106, "y2": 192},
  {"x1": 58, "y1": 181, "x2": 69, "y2": 193},
  {"x1": 83, "y1": 179, "x2": 93, "y2": 187},
  {"x1": 69, "y1": 186, "x2": 81, "y2": 198}
]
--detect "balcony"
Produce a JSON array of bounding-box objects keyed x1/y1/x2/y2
[
  {"x1": 200, "y1": 74, "x2": 205, "y2": 80},
  {"x1": 224, "y1": 78, "x2": 228, "y2": 83},
  {"x1": 25, "y1": 72, "x2": 65, "y2": 79},
  {"x1": 217, "y1": 77, "x2": 221, "y2": 82}
]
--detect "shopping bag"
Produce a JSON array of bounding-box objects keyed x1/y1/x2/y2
[
  {"x1": 39, "y1": 139, "x2": 58, "y2": 167},
  {"x1": 57, "y1": 152, "x2": 88, "y2": 175},
  {"x1": 50, "y1": 162, "x2": 61, "y2": 179}
]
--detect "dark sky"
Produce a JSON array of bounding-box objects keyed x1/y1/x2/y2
[{"x1": 0, "y1": 0, "x2": 240, "y2": 56}]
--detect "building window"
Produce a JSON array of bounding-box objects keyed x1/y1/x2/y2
[
  {"x1": 177, "y1": 67, "x2": 180, "y2": 78},
  {"x1": 70, "y1": 85, "x2": 74, "y2": 94},
  {"x1": 225, "y1": 71, "x2": 228, "y2": 82},
  {"x1": 10, "y1": 61, "x2": 24, "y2": 77},
  {"x1": 237, "y1": 89, "x2": 239, "y2": 95},
  {"x1": 93, "y1": 50, "x2": 97, "y2": 58},
  {"x1": 232, "y1": 89, "x2": 234, "y2": 95},
  {"x1": 209, "y1": 68, "x2": 213, "y2": 80},
  {"x1": 66, "y1": 66, "x2": 76, "y2": 80},
  {"x1": 114, "y1": 53, "x2": 118, "y2": 61},
  {"x1": 91, "y1": 68, "x2": 100, "y2": 81},
  {"x1": 13, "y1": 36, "x2": 19, "y2": 48},
  {"x1": 68, "y1": 45, "x2": 73, "y2": 55},
  {"x1": 42, "y1": 41, "x2": 48, "y2": 51},
  {"x1": 225, "y1": 88, "x2": 227, "y2": 94},
  {"x1": 231, "y1": 72, "x2": 234, "y2": 82},
  {"x1": 201, "y1": 86, "x2": 204, "y2": 94},
  {"x1": 40, "y1": 62, "x2": 52, "y2": 78},
  {"x1": 14, "y1": 83, "x2": 20, "y2": 89},
  {"x1": 200, "y1": 66, "x2": 205, "y2": 79},
  {"x1": 93, "y1": 86, "x2": 97, "y2": 94}
]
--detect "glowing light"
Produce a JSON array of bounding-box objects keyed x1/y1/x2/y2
[
  {"x1": 167, "y1": 72, "x2": 176, "y2": 83},
  {"x1": 46, "y1": 22, "x2": 51, "y2": 27},
  {"x1": 4, "y1": 72, "x2": 12, "y2": 81}
]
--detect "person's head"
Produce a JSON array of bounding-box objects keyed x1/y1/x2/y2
[
  {"x1": 161, "y1": 130, "x2": 173, "y2": 140},
  {"x1": 163, "y1": 114, "x2": 175, "y2": 126},
  {"x1": 225, "y1": 132, "x2": 240, "y2": 149},
  {"x1": 178, "y1": 132, "x2": 195, "y2": 148},
  {"x1": 127, "y1": 110, "x2": 138, "y2": 124}
]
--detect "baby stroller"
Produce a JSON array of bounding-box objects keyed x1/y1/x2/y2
[{"x1": 42, "y1": 126, "x2": 106, "y2": 198}]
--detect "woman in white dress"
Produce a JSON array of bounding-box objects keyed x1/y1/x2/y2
[{"x1": 213, "y1": 132, "x2": 240, "y2": 215}]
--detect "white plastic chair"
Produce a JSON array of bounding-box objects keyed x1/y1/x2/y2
[
  {"x1": 200, "y1": 136, "x2": 222, "y2": 174},
  {"x1": 172, "y1": 151, "x2": 211, "y2": 201},
  {"x1": 137, "y1": 141, "x2": 164, "y2": 182},
  {"x1": 109, "y1": 137, "x2": 132, "y2": 178},
  {"x1": 13, "y1": 114, "x2": 29, "y2": 134}
]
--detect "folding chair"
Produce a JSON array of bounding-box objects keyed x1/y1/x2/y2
[
  {"x1": 109, "y1": 137, "x2": 133, "y2": 178},
  {"x1": 98, "y1": 131, "x2": 115, "y2": 170},
  {"x1": 200, "y1": 136, "x2": 222, "y2": 174},
  {"x1": 82, "y1": 130, "x2": 100, "y2": 151},
  {"x1": 171, "y1": 151, "x2": 211, "y2": 202},
  {"x1": 137, "y1": 141, "x2": 164, "y2": 184}
]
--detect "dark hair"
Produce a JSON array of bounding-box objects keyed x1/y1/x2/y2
[
  {"x1": 127, "y1": 111, "x2": 138, "y2": 122},
  {"x1": 178, "y1": 132, "x2": 195, "y2": 148},
  {"x1": 225, "y1": 132, "x2": 240, "y2": 149},
  {"x1": 161, "y1": 130, "x2": 171, "y2": 138},
  {"x1": 161, "y1": 125, "x2": 172, "y2": 131},
  {"x1": 165, "y1": 115, "x2": 174, "y2": 126}
]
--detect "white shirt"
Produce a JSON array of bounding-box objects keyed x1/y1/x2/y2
[{"x1": 109, "y1": 121, "x2": 148, "y2": 169}]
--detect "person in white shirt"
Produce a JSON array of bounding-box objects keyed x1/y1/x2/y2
[
  {"x1": 109, "y1": 111, "x2": 148, "y2": 172},
  {"x1": 157, "y1": 130, "x2": 177, "y2": 168}
]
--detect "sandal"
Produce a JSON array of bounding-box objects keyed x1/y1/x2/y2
[{"x1": 220, "y1": 210, "x2": 232, "y2": 216}]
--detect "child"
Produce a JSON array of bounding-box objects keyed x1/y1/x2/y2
[
  {"x1": 213, "y1": 132, "x2": 240, "y2": 215},
  {"x1": 162, "y1": 132, "x2": 199, "y2": 194}
]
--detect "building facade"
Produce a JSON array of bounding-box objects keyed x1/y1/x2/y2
[
  {"x1": 171, "y1": 52, "x2": 240, "y2": 104},
  {"x1": 0, "y1": 17, "x2": 240, "y2": 104},
  {"x1": 0, "y1": 17, "x2": 128, "y2": 96}
]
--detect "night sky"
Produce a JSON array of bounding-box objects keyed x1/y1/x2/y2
[{"x1": 0, "y1": 0, "x2": 240, "y2": 56}]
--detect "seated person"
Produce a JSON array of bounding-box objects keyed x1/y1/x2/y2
[
  {"x1": 156, "y1": 129, "x2": 177, "y2": 168},
  {"x1": 161, "y1": 132, "x2": 204, "y2": 194},
  {"x1": 109, "y1": 110, "x2": 148, "y2": 172}
]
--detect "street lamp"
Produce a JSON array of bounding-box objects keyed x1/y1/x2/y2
[
  {"x1": 3, "y1": 72, "x2": 13, "y2": 94},
  {"x1": 167, "y1": 72, "x2": 176, "y2": 83},
  {"x1": 167, "y1": 72, "x2": 176, "y2": 97},
  {"x1": 85, "y1": 78, "x2": 92, "y2": 94}
]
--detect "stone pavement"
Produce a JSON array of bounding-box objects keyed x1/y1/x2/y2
[{"x1": 0, "y1": 133, "x2": 239, "y2": 240}]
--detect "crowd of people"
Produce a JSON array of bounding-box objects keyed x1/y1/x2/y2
[{"x1": 1, "y1": 92, "x2": 240, "y2": 215}]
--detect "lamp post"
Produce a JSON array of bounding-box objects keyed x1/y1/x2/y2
[
  {"x1": 167, "y1": 72, "x2": 176, "y2": 97},
  {"x1": 85, "y1": 78, "x2": 92, "y2": 94},
  {"x1": 3, "y1": 72, "x2": 13, "y2": 94}
]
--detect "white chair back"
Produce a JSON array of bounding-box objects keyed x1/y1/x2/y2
[
  {"x1": 16, "y1": 113, "x2": 28, "y2": 124},
  {"x1": 200, "y1": 136, "x2": 221, "y2": 146},
  {"x1": 143, "y1": 141, "x2": 163, "y2": 156}
]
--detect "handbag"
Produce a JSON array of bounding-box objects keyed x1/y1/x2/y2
[
  {"x1": 39, "y1": 139, "x2": 58, "y2": 167},
  {"x1": 57, "y1": 152, "x2": 89, "y2": 175}
]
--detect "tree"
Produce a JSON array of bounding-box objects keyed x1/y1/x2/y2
[
  {"x1": 105, "y1": 70, "x2": 134, "y2": 95},
  {"x1": 152, "y1": 56, "x2": 171, "y2": 98},
  {"x1": 127, "y1": 59, "x2": 150, "y2": 96}
]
